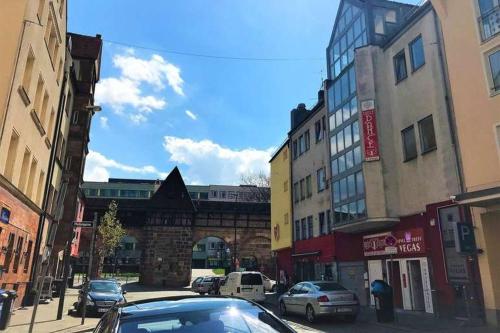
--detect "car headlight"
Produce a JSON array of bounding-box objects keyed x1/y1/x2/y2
[{"x1": 86, "y1": 295, "x2": 94, "y2": 306}]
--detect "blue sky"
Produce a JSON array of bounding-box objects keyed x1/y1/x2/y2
[{"x1": 70, "y1": 0, "x2": 417, "y2": 185}]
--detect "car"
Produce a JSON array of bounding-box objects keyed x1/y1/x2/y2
[
  {"x1": 196, "y1": 276, "x2": 217, "y2": 295},
  {"x1": 278, "y1": 281, "x2": 359, "y2": 323},
  {"x1": 93, "y1": 296, "x2": 296, "y2": 333},
  {"x1": 262, "y1": 274, "x2": 277, "y2": 292},
  {"x1": 191, "y1": 276, "x2": 205, "y2": 293},
  {"x1": 219, "y1": 271, "x2": 265, "y2": 302},
  {"x1": 76, "y1": 279, "x2": 126, "y2": 316}
]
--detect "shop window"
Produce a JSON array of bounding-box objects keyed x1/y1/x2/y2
[
  {"x1": 418, "y1": 115, "x2": 437, "y2": 153},
  {"x1": 394, "y1": 50, "x2": 408, "y2": 83},
  {"x1": 402, "y1": 125, "x2": 417, "y2": 161},
  {"x1": 4, "y1": 131, "x2": 19, "y2": 182}
]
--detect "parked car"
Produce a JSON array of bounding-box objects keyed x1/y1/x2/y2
[
  {"x1": 196, "y1": 276, "x2": 217, "y2": 295},
  {"x1": 262, "y1": 274, "x2": 277, "y2": 292},
  {"x1": 76, "y1": 279, "x2": 126, "y2": 316},
  {"x1": 278, "y1": 281, "x2": 359, "y2": 323},
  {"x1": 191, "y1": 276, "x2": 205, "y2": 293},
  {"x1": 219, "y1": 271, "x2": 265, "y2": 302},
  {"x1": 93, "y1": 296, "x2": 296, "y2": 332},
  {"x1": 208, "y1": 276, "x2": 225, "y2": 295}
]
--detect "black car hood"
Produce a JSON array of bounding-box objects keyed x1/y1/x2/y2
[{"x1": 88, "y1": 291, "x2": 123, "y2": 301}]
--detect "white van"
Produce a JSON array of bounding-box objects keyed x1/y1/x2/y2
[{"x1": 219, "y1": 271, "x2": 265, "y2": 302}]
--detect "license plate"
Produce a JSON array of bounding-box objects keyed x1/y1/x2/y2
[
  {"x1": 336, "y1": 308, "x2": 352, "y2": 313},
  {"x1": 98, "y1": 308, "x2": 108, "y2": 313}
]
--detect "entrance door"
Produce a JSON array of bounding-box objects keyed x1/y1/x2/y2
[
  {"x1": 339, "y1": 261, "x2": 367, "y2": 306},
  {"x1": 368, "y1": 260, "x2": 383, "y2": 306},
  {"x1": 408, "y1": 260, "x2": 425, "y2": 311},
  {"x1": 387, "y1": 261, "x2": 403, "y2": 308}
]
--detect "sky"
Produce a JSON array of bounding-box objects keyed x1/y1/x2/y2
[{"x1": 69, "y1": 0, "x2": 418, "y2": 185}]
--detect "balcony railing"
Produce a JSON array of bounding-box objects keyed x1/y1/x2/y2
[{"x1": 479, "y1": 5, "x2": 500, "y2": 41}]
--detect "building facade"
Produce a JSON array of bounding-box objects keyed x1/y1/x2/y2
[
  {"x1": 0, "y1": 0, "x2": 68, "y2": 305},
  {"x1": 270, "y1": 140, "x2": 293, "y2": 282},
  {"x1": 431, "y1": 0, "x2": 500, "y2": 326}
]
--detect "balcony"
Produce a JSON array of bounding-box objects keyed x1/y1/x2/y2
[{"x1": 479, "y1": 5, "x2": 500, "y2": 41}]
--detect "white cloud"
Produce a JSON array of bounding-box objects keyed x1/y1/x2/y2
[
  {"x1": 162, "y1": 136, "x2": 273, "y2": 185},
  {"x1": 185, "y1": 110, "x2": 197, "y2": 120},
  {"x1": 84, "y1": 150, "x2": 166, "y2": 181},
  {"x1": 99, "y1": 116, "x2": 109, "y2": 129},
  {"x1": 95, "y1": 51, "x2": 184, "y2": 123}
]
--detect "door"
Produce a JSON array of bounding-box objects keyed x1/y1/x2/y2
[
  {"x1": 285, "y1": 284, "x2": 303, "y2": 313},
  {"x1": 295, "y1": 282, "x2": 312, "y2": 314},
  {"x1": 387, "y1": 260, "x2": 403, "y2": 308},
  {"x1": 338, "y1": 261, "x2": 367, "y2": 306},
  {"x1": 239, "y1": 273, "x2": 264, "y2": 301},
  {"x1": 368, "y1": 260, "x2": 383, "y2": 306},
  {"x1": 408, "y1": 260, "x2": 425, "y2": 311}
]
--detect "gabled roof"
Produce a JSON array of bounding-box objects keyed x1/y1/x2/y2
[{"x1": 149, "y1": 167, "x2": 196, "y2": 212}]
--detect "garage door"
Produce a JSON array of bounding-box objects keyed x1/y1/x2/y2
[{"x1": 338, "y1": 261, "x2": 367, "y2": 306}]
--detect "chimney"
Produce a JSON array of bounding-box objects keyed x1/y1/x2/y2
[
  {"x1": 317, "y1": 89, "x2": 324, "y2": 103},
  {"x1": 290, "y1": 103, "x2": 308, "y2": 130}
]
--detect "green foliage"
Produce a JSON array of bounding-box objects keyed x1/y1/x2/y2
[
  {"x1": 212, "y1": 268, "x2": 225, "y2": 275},
  {"x1": 97, "y1": 200, "x2": 126, "y2": 259}
]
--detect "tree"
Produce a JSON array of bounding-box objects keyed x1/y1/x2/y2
[
  {"x1": 93, "y1": 200, "x2": 126, "y2": 278},
  {"x1": 240, "y1": 171, "x2": 271, "y2": 202}
]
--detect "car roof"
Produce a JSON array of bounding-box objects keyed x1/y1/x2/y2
[{"x1": 119, "y1": 296, "x2": 258, "y2": 320}]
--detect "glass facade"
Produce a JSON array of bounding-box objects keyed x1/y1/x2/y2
[{"x1": 327, "y1": 1, "x2": 367, "y2": 226}]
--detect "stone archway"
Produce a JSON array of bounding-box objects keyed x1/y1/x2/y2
[{"x1": 192, "y1": 236, "x2": 230, "y2": 269}]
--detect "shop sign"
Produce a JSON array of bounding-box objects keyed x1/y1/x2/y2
[
  {"x1": 361, "y1": 101, "x2": 380, "y2": 161},
  {"x1": 454, "y1": 222, "x2": 476, "y2": 254},
  {"x1": 363, "y1": 229, "x2": 425, "y2": 256},
  {"x1": 0, "y1": 207, "x2": 10, "y2": 224}
]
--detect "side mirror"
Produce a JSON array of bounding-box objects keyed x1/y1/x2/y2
[{"x1": 122, "y1": 290, "x2": 127, "y2": 295}]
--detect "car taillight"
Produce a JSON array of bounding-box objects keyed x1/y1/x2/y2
[
  {"x1": 317, "y1": 295, "x2": 329, "y2": 302},
  {"x1": 237, "y1": 287, "x2": 240, "y2": 293}
]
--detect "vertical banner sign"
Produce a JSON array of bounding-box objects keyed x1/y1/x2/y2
[{"x1": 361, "y1": 100, "x2": 380, "y2": 161}]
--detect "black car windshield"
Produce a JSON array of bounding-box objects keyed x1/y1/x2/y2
[
  {"x1": 241, "y1": 273, "x2": 262, "y2": 286},
  {"x1": 313, "y1": 282, "x2": 347, "y2": 291},
  {"x1": 118, "y1": 305, "x2": 291, "y2": 333},
  {"x1": 89, "y1": 281, "x2": 120, "y2": 293}
]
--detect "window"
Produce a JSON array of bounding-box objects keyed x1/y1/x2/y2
[
  {"x1": 319, "y1": 212, "x2": 326, "y2": 235},
  {"x1": 315, "y1": 120, "x2": 323, "y2": 142},
  {"x1": 402, "y1": 125, "x2": 417, "y2": 161},
  {"x1": 356, "y1": 172, "x2": 364, "y2": 195},
  {"x1": 26, "y1": 158, "x2": 38, "y2": 199},
  {"x1": 4, "y1": 233, "x2": 15, "y2": 272},
  {"x1": 478, "y1": 0, "x2": 500, "y2": 40},
  {"x1": 327, "y1": 210, "x2": 332, "y2": 233},
  {"x1": 284, "y1": 213, "x2": 289, "y2": 225},
  {"x1": 13, "y1": 236, "x2": 24, "y2": 273},
  {"x1": 394, "y1": 50, "x2": 408, "y2": 83},
  {"x1": 295, "y1": 220, "x2": 300, "y2": 241},
  {"x1": 306, "y1": 175, "x2": 312, "y2": 198},
  {"x1": 40, "y1": 92, "x2": 49, "y2": 126},
  {"x1": 293, "y1": 140, "x2": 298, "y2": 159},
  {"x1": 22, "y1": 49, "x2": 35, "y2": 93},
  {"x1": 298, "y1": 135, "x2": 305, "y2": 155},
  {"x1": 4, "y1": 131, "x2": 19, "y2": 182},
  {"x1": 317, "y1": 168, "x2": 326, "y2": 192},
  {"x1": 488, "y1": 50, "x2": 500, "y2": 93},
  {"x1": 293, "y1": 182, "x2": 299, "y2": 203},
  {"x1": 71, "y1": 109, "x2": 79, "y2": 125},
  {"x1": 419, "y1": 115, "x2": 437, "y2": 153},
  {"x1": 19, "y1": 149, "x2": 31, "y2": 192},
  {"x1": 34, "y1": 76, "x2": 44, "y2": 112},
  {"x1": 283, "y1": 180, "x2": 288, "y2": 192},
  {"x1": 36, "y1": 171, "x2": 45, "y2": 205},
  {"x1": 301, "y1": 218, "x2": 307, "y2": 240},
  {"x1": 47, "y1": 108, "x2": 55, "y2": 139},
  {"x1": 307, "y1": 216, "x2": 313, "y2": 238},
  {"x1": 300, "y1": 179, "x2": 305, "y2": 200},
  {"x1": 24, "y1": 240, "x2": 33, "y2": 273},
  {"x1": 305, "y1": 130, "x2": 310, "y2": 151},
  {"x1": 409, "y1": 36, "x2": 425, "y2": 71},
  {"x1": 374, "y1": 11, "x2": 385, "y2": 34}
]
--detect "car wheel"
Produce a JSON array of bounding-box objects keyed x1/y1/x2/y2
[
  {"x1": 279, "y1": 301, "x2": 287, "y2": 316},
  {"x1": 306, "y1": 304, "x2": 316, "y2": 323},
  {"x1": 344, "y1": 314, "x2": 357, "y2": 322}
]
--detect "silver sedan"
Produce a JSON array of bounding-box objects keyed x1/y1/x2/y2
[{"x1": 278, "y1": 281, "x2": 360, "y2": 323}]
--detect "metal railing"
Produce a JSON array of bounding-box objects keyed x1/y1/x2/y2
[{"x1": 479, "y1": 5, "x2": 500, "y2": 41}]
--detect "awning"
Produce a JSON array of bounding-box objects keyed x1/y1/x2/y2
[
  {"x1": 291, "y1": 251, "x2": 321, "y2": 258},
  {"x1": 454, "y1": 186, "x2": 500, "y2": 207}
]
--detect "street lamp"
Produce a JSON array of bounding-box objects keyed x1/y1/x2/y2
[{"x1": 85, "y1": 105, "x2": 102, "y2": 112}]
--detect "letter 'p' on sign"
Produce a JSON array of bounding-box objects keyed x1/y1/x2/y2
[{"x1": 454, "y1": 222, "x2": 476, "y2": 254}]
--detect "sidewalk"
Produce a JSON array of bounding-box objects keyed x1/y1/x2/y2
[{"x1": 5, "y1": 288, "x2": 99, "y2": 333}]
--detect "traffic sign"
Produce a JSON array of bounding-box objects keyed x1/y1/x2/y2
[
  {"x1": 454, "y1": 222, "x2": 476, "y2": 253},
  {"x1": 385, "y1": 235, "x2": 397, "y2": 247},
  {"x1": 73, "y1": 221, "x2": 94, "y2": 228},
  {"x1": 385, "y1": 246, "x2": 398, "y2": 255}
]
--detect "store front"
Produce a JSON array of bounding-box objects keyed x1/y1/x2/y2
[
  {"x1": 364, "y1": 228, "x2": 434, "y2": 313},
  {"x1": 292, "y1": 234, "x2": 335, "y2": 283}
]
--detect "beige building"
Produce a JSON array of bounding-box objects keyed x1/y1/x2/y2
[
  {"x1": 0, "y1": 0, "x2": 68, "y2": 304},
  {"x1": 431, "y1": 0, "x2": 500, "y2": 326}
]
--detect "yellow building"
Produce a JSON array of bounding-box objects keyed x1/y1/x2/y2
[
  {"x1": 0, "y1": 0, "x2": 68, "y2": 304},
  {"x1": 270, "y1": 139, "x2": 293, "y2": 278},
  {"x1": 432, "y1": 0, "x2": 500, "y2": 326}
]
